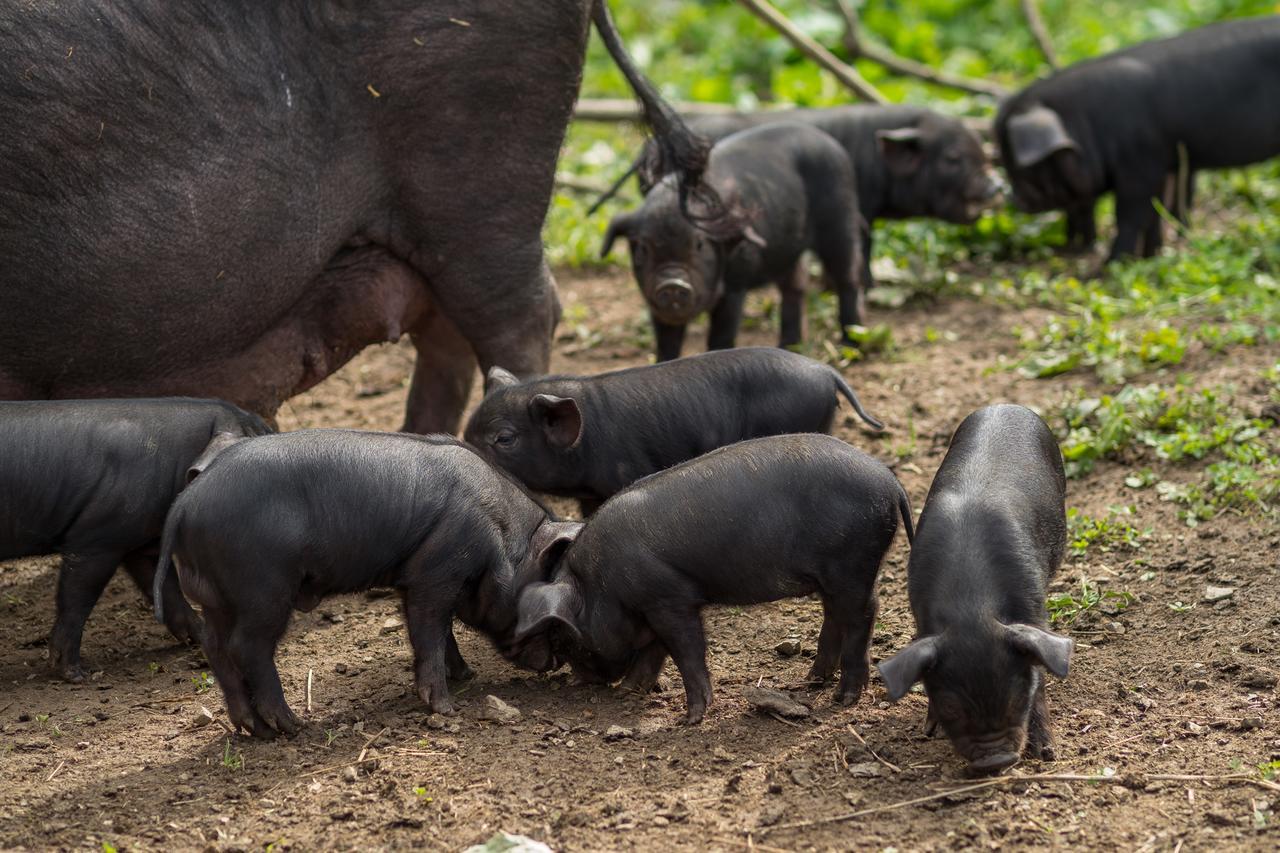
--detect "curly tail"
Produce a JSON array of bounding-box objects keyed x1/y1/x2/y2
[
  {"x1": 830, "y1": 368, "x2": 884, "y2": 431},
  {"x1": 897, "y1": 485, "x2": 915, "y2": 545},
  {"x1": 152, "y1": 502, "x2": 184, "y2": 623},
  {"x1": 592, "y1": 0, "x2": 726, "y2": 227}
]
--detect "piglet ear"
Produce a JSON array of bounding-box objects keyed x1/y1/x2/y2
[
  {"x1": 1005, "y1": 105, "x2": 1079, "y2": 169},
  {"x1": 877, "y1": 127, "x2": 924, "y2": 176},
  {"x1": 484, "y1": 366, "x2": 520, "y2": 395},
  {"x1": 514, "y1": 579, "x2": 583, "y2": 644},
  {"x1": 186, "y1": 431, "x2": 243, "y2": 484},
  {"x1": 531, "y1": 520, "x2": 583, "y2": 576},
  {"x1": 530, "y1": 394, "x2": 583, "y2": 449},
  {"x1": 876, "y1": 636, "x2": 939, "y2": 701},
  {"x1": 1006, "y1": 623, "x2": 1073, "y2": 679},
  {"x1": 601, "y1": 212, "x2": 635, "y2": 258}
]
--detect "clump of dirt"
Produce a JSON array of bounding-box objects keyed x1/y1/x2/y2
[{"x1": 1, "y1": 266, "x2": 1276, "y2": 851}]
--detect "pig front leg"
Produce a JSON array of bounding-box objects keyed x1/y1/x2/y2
[
  {"x1": 1108, "y1": 170, "x2": 1165, "y2": 262},
  {"x1": 706, "y1": 289, "x2": 747, "y2": 352},
  {"x1": 1025, "y1": 680, "x2": 1055, "y2": 761},
  {"x1": 619, "y1": 642, "x2": 669, "y2": 694},
  {"x1": 653, "y1": 319, "x2": 687, "y2": 362},
  {"x1": 776, "y1": 260, "x2": 809, "y2": 349},
  {"x1": 402, "y1": 590, "x2": 459, "y2": 715},
  {"x1": 403, "y1": 309, "x2": 478, "y2": 436},
  {"x1": 1064, "y1": 201, "x2": 1096, "y2": 252},
  {"x1": 643, "y1": 608, "x2": 712, "y2": 724}
]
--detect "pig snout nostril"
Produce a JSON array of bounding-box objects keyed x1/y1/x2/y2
[
  {"x1": 654, "y1": 278, "x2": 694, "y2": 309},
  {"x1": 968, "y1": 751, "x2": 1020, "y2": 774}
]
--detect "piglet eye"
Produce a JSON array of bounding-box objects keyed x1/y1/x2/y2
[{"x1": 494, "y1": 431, "x2": 517, "y2": 448}]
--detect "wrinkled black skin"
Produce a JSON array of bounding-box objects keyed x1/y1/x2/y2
[
  {"x1": 905, "y1": 405, "x2": 1066, "y2": 770},
  {"x1": 0, "y1": 398, "x2": 271, "y2": 681},
  {"x1": 608, "y1": 123, "x2": 864, "y2": 361},
  {"x1": 0, "y1": 1, "x2": 703, "y2": 435},
  {"x1": 464, "y1": 348, "x2": 882, "y2": 514},
  {"x1": 523, "y1": 434, "x2": 913, "y2": 724},
  {"x1": 155, "y1": 430, "x2": 568, "y2": 737},
  {"x1": 618, "y1": 105, "x2": 998, "y2": 285},
  {"x1": 996, "y1": 17, "x2": 1280, "y2": 261}
]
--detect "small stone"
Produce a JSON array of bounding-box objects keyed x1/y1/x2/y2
[
  {"x1": 847, "y1": 762, "x2": 883, "y2": 779},
  {"x1": 425, "y1": 714, "x2": 446, "y2": 730},
  {"x1": 652, "y1": 816, "x2": 669, "y2": 827},
  {"x1": 191, "y1": 705, "x2": 215, "y2": 728},
  {"x1": 321, "y1": 611, "x2": 344, "y2": 624},
  {"x1": 775, "y1": 639, "x2": 802, "y2": 657},
  {"x1": 1241, "y1": 716, "x2": 1265, "y2": 731},
  {"x1": 1104, "y1": 621, "x2": 1126, "y2": 635},
  {"x1": 712, "y1": 745, "x2": 734, "y2": 762},
  {"x1": 789, "y1": 767, "x2": 815, "y2": 787},
  {"x1": 603, "y1": 725, "x2": 633, "y2": 742},
  {"x1": 1188, "y1": 679, "x2": 1211, "y2": 691},
  {"x1": 1203, "y1": 586, "x2": 1235, "y2": 603},
  {"x1": 482, "y1": 695, "x2": 522, "y2": 724},
  {"x1": 76, "y1": 741, "x2": 90, "y2": 750},
  {"x1": 342, "y1": 766, "x2": 358, "y2": 783},
  {"x1": 758, "y1": 804, "x2": 786, "y2": 827},
  {"x1": 380, "y1": 617, "x2": 403, "y2": 635},
  {"x1": 743, "y1": 687, "x2": 810, "y2": 719},
  {"x1": 334, "y1": 663, "x2": 348, "y2": 675}
]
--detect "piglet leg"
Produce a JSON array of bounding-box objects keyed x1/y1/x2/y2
[
  {"x1": 706, "y1": 289, "x2": 747, "y2": 352},
  {"x1": 619, "y1": 642, "x2": 669, "y2": 694},
  {"x1": 644, "y1": 608, "x2": 711, "y2": 724},
  {"x1": 49, "y1": 551, "x2": 123, "y2": 682},
  {"x1": 776, "y1": 260, "x2": 809, "y2": 349},
  {"x1": 402, "y1": 590, "x2": 457, "y2": 714},
  {"x1": 445, "y1": 630, "x2": 474, "y2": 681}
]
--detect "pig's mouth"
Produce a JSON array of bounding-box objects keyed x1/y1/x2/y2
[{"x1": 949, "y1": 728, "x2": 1027, "y2": 776}]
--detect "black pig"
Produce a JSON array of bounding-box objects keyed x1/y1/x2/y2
[
  {"x1": 0, "y1": 398, "x2": 271, "y2": 680},
  {"x1": 996, "y1": 17, "x2": 1280, "y2": 260},
  {"x1": 153, "y1": 430, "x2": 579, "y2": 737},
  {"x1": 876, "y1": 404, "x2": 1072, "y2": 775},
  {"x1": 464, "y1": 347, "x2": 883, "y2": 513},
  {"x1": 513, "y1": 434, "x2": 913, "y2": 724},
  {"x1": 602, "y1": 122, "x2": 866, "y2": 361}
]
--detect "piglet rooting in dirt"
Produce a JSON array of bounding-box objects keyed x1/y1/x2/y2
[
  {"x1": 513, "y1": 434, "x2": 914, "y2": 724},
  {"x1": 153, "y1": 430, "x2": 579, "y2": 738},
  {"x1": 464, "y1": 347, "x2": 882, "y2": 514},
  {"x1": 877, "y1": 404, "x2": 1073, "y2": 775}
]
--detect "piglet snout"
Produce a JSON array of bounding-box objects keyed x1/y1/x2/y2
[
  {"x1": 967, "y1": 750, "x2": 1020, "y2": 775},
  {"x1": 653, "y1": 278, "x2": 695, "y2": 315}
]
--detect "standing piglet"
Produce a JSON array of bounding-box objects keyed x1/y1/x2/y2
[
  {"x1": 153, "y1": 430, "x2": 579, "y2": 738},
  {"x1": 996, "y1": 17, "x2": 1280, "y2": 260},
  {"x1": 464, "y1": 347, "x2": 882, "y2": 514},
  {"x1": 602, "y1": 122, "x2": 865, "y2": 361},
  {"x1": 0, "y1": 398, "x2": 271, "y2": 681},
  {"x1": 877, "y1": 404, "x2": 1072, "y2": 774},
  {"x1": 513, "y1": 434, "x2": 913, "y2": 724}
]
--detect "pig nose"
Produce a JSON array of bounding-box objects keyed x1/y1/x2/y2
[
  {"x1": 968, "y1": 751, "x2": 1020, "y2": 775},
  {"x1": 653, "y1": 278, "x2": 694, "y2": 312}
]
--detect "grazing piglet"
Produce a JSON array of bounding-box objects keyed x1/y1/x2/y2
[
  {"x1": 0, "y1": 398, "x2": 271, "y2": 680},
  {"x1": 513, "y1": 434, "x2": 913, "y2": 724},
  {"x1": 996, "y1": 17, "x2": 1280, "y2": 260},
  {"x1": 153, "y1": 430, "x2": 579, "y2": 737},
  {"x1": 602, "y1": 122, "x2": 865, "y2": 361},
  {"x1": 877, "y1": 404, "x2": 1071, "y2": 775},
  {"x1": 464, "y1": 347, "x2": 883, "y2": 513}
]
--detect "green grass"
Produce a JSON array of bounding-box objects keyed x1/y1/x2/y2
[
  {"x1": 1066, "y1": 506, "x2": 1147, "y2": 559},
  {"x1": 1047, "y1": 579, "x2": 1135, "y2": 627}
]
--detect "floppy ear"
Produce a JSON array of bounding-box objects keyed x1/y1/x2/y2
[
  {"x1": 484, "y1": 366, "x2": 520, "y2": 394},
  {"x1": 186, "y1": 431, "x2": 244, "y2": 484},
  {"x1": 601, "y1": 211, "x2": 635, "y2": 258},
  {"x1": 1006, "y1": 623, "x2": 1073, "y2": 679},
  {"x1": 530, "y1": 520, "x2": 583, "y2": 577},
  {"x1": 1006, "y1": 106, "x2": 1079, "y2": 169},
  {"x1": 530, "y1": 394, "x2": 583, "y2": 449},
  {"x1": 514, "y1": 579, "x2": 583, "y2": 644},
  {"x1": 877, "y1": 127, "x2": 924, "y2": 176},
  {"x1": 876, "y1": 636, "x2": 939, "y2": 701}
]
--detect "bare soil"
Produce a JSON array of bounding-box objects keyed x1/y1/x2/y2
[{"x1": 2, "y1": 265, "x2": 1277, "y2": 852}]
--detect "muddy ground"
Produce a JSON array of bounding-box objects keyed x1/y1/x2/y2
[{"x1": 1, "y1": 262, "x2": 1277, "y2": 852}]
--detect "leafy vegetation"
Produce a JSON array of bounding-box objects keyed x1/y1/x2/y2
[
  {"x1": 1047, "y1": 579, "x2": 1135, "y2": 626},
  {"x1": 1066, "y1": 506, "x2": 1147, "y2": 559}
]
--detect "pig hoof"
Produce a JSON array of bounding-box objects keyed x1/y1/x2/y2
[
  {"x1": 681, "y1": 709, "x2": 706, "y2": 725},
  {"x1": 1034, "y1": 743, "x2": 1056, "y2": 762},
  {"x1": 57, "y1": 662, "x2": 86, "y2": 683},
  {"x1": 835, "y1": 690, "x2": 860, "y2": 707}
]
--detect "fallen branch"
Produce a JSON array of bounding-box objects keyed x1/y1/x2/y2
[
  {"x1": 574, "y1": 98, "x2": 737, "y2": 122},
  {"x1": 735, "y1": 0, "x2": 887, "y2": 104},
  {"x1": 833, "y1": 0, "x2": 1007, "y2": 98},
  {"x1": 1020, "y1": 0, "x2": 1060, "y2": 70}
]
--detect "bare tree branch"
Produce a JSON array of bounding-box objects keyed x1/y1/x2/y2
[
  {"x1": 833, "y1": 0, "x2": 1007, "y2": 98},
  {"x1": 1021, "y1": 0, "x2": 1060, "y2": 69},
  {"x1": 735, "y1": 0, "x2": 888, "y2": 104}
]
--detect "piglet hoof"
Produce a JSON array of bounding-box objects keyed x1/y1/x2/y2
[
  {"x1": 166, "y1": 613, "x2": 205, "y2": 647},
  {"x1": 835, "y1": 688, "x2": 862, "y2": 707},
  {"x1": 681, "y1": 707, "x2": 706, "y2": 726},
  {"x1": 55, "y1": 661, "x2": 87, "y2": 684},
  {"x1": 418, "y1": 686, "x2": 456, "y2": 716},
  {"x1": 259, "y1": 705, "x2": 301, "y2": 737}
]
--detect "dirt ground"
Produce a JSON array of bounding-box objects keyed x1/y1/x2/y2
[{"x1": 2, "y1": 263, "x2": 1277, "y2": 852}]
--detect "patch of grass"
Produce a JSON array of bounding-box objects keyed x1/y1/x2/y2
[
  {"x1": 325, "y1": 729, "x2": 341, "y2": 748},
  {"x1": 1066, "y1": 506, "x2": 1147, "y2": 559},
  {"x1": 192, "y1": 671, "x2": 213, "y2": 693},
  {"x1": 221, "y1": 738, "x2": 244, "y2": 771},
  {"x1": 1047, "y1": 579, "x2": 1135, "y2": 627}
]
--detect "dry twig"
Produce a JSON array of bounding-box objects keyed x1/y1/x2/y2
[
  {"x1": 847, "y1": 724, "x2": 902, "y2": 773},
  {"x1": 1020, "y1": 0, "x2": 1060, "y2": 69}
]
